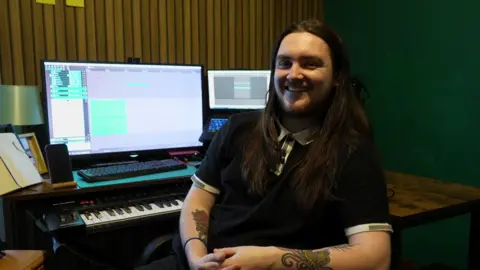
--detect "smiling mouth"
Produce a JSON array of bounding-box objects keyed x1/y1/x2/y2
[{"x1": 285, "y1": 86, "x2": 310, "y2": 92}]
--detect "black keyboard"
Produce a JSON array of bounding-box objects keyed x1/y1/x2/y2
[
  {"x1": 78, "y1": 159, "x2": 187, "y2": 182},
  {"x1": 207, "y1": 118, "x2": 228, "y2": 132}
]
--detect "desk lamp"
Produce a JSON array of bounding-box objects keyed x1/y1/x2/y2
[
  {"x1": 0, "y1": 86, "x2": 44, "y2": 257},
  {"x1": 0, "y1": 85, "x2": 44, "y2": 129}
]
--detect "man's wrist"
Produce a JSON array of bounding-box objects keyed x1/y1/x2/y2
[
  {"x1": 184, "y1": 237, "x2": 207, "y2": 250},
  {"x1": 185, "y1": 240, "x2": 208, "y2": 265},
  {"x1": 263, "y1": 246, "x2": 281, "y2": 269}
]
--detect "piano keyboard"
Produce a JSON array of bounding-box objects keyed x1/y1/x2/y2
[
  {"x1": 79, "y1": 199, "x2": 183, "y2": 229},
  {"x1": 39, "y1": 191, "x2": 187, "y2": 234}
]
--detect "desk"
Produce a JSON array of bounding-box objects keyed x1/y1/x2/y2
[
  {"x1": 0, "y1": 250, "x2": 45, "y2": 270},
  {"x1": 1, "y1": 171, "x2": 479, "y2": 268},
  {"x1": 0, "y1": 175, "x2": 189, "y2": 249},
  {"x1": 386, "y1": 171, "x2": 480, "y2": 270}
]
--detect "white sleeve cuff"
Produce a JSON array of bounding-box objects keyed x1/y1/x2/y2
[
  {"x1": 345, "y1": 223, "x2": 393, "y2": 236},
  {"x1": 191, "y1": 174, "x2": 221, "y2": 195}
]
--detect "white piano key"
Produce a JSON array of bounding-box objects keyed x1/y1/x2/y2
[
  {"x1": 128, "y1": 206, "x2": 143, "y2": 217},
  {"x1": 114, "y1": 209, "x2": 131, "y2": 218},
  {"x1": 90, "y1": 215, "x2": 102, "y2": 225},
  {"x1": 99, "y1": 211, "x2": 114, "y2": 222},
  {"x1": 78, "y1": 198, "x2": 184, "y2": 228},
  {"x1": 149, "y1": 203, "x2": 164, "y2": 214},
  {"x1": 80, "y1": 214, "x2": 94, "y2": 225}
]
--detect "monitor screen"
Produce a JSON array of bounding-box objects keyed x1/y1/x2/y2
[
  {"x1": 207, "y1": 70, "x2": 270, "y2": 110},
  {"x1": 41, "y1": 61, "x2": 204, "y2": 156}
]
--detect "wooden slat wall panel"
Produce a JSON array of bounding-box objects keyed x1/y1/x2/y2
[{"x1": 0, "y1": 0, "x2": 324, "y2": 86}]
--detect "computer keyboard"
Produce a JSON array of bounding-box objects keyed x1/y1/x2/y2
[
  {"x1": 208, "y1": 118, "x2": 228, "y2": 132},
  {"x1": 78, "y1": 159, "x2": 187, "y2": 182}
]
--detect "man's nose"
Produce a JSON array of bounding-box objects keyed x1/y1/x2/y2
[{"x1": 286, "y1": 63, "x2": 304, "y2": 80}]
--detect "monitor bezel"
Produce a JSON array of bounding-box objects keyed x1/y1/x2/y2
[
  {"x1": 206, "y1": 68, "x2": 271, "y2": 112},
  {"x1": 40, "y1": 59, "x2": 207, "y2": 169}
]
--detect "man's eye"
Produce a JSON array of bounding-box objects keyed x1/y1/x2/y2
[
  {"x1": 276, "y1": 61, "x2": 291, "y2": 68},
  {"x1": 303, "y1": 62, "x2": 322, "y2": 68}
]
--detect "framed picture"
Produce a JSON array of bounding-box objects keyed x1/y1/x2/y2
[{"x1": 18, "y1": 133, "x2": 48, "y2": 174}]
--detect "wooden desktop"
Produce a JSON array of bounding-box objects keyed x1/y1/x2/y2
[
  {"x1": 0, "y1": 250, "x2": 45, "y2": 270},
  {"x1": 386, "y1": 171, "x2": 480, "y2": 270}
]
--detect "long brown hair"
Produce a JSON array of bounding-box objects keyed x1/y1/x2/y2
[{"x1": 241, "y1": 19, "x2": 370, "y2": 210}]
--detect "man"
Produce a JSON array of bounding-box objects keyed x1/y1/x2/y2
[{"x1": 143, "y1": 19, "x2": 392, "y2": 270}]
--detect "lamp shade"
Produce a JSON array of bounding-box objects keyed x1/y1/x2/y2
[{"x1": 0, "y1": 85, "x2": 44, "y2": 126}]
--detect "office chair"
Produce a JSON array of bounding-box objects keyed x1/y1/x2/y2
[{"x1": 136, "y1": 233, "x2": 176, "y2": 267}]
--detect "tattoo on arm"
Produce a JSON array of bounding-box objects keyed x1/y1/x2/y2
[
  {"x1": 329, "y1": 244, "x2": 354, "y2": 252},
  {"x1": 191, "y1": 209, "x2": 209, "y2": 242},
  {"x1": 279, "y1": 244, "x2": 354, "y2": 269},
  {"x1": 280, "y1": 249, "x2": 333, "y2": 270}
]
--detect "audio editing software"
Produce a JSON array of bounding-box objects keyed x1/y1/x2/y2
[
  {"x1": 43, "y1": 62, "x2": 204, "y2": 156},
  {"x1": 208, "y1": 70, "x2": 270, "y2": 110},
  {"x1": 46, "y1": 65, "x2": 90, "y2": 151}
]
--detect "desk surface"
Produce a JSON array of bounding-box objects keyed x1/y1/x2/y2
[
  {"x1": 386, "y1": 171, "x2": 480, "y2": 223},
  {"x1": 3, "y1": 175, "x2": 189, "y2": 201},
  {"x1": 0, "y1": 250, "x2": 44, "y2": 270},
  {"x1": 5, "y1": 170, "x2": 480, "y2": 216}
]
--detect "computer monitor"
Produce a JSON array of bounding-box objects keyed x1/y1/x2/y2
[
  {"x1": 41, "y1": 61, "x2": 204, "y2": 158},
  {"x1": 207, "y1": 70, "x2": 270, "y2": 110}
]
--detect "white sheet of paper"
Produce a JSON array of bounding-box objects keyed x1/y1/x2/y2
[{"x1": 0, "y1": 133, "x2": 43, "y2": 195}]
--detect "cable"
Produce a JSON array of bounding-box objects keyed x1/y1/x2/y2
[{"x1": 172, "y1": 156, "x2": 198, "y2": 167}]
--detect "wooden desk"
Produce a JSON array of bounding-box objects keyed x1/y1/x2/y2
[
  {"x1": 0, "y1": 250, "x2": 45, "y2": 270},
  {"x1": 1, "y1": 171, "x2": 479, "y2": 269},
  {"x1": 386, "y1": 171, "x2": 480, "y2": 270}
]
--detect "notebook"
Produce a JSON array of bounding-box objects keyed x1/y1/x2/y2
[{"x1": 0, "y1": 133, "x2": 43, "y2": 195}]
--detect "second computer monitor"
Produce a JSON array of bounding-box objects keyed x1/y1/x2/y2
[{"x1": 207, "y1": 70, "x2": 270, "y2": 110}]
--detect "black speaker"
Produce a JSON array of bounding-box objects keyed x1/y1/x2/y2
[
  {"x1": 127, "y1": 57, "x2": 140, "y2": 63},
  {"x1": 45, "y1": 144, "x2": 74, "y2": 183}
]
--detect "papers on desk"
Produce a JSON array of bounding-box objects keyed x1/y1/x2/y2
[{"x1": 0, "y1": 133, "x2": 43, "y2": 196}]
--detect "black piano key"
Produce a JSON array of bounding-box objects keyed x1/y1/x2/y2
[
  {"x1": 123, "y1": 207, "x2": 132, "y2": 214},
  {"x1": 143, "y1": 204, "x2": 152, "y2": 210},
  {"x1": 106, "y1": 209, "x2": 116, "y2": 216},
  {"x1": 85, "y1": 213, "x2": 93, "y2": 220},
  {"x1": 114, "y1": 208, "x2": 124, "y2": 215},
  {"x1": 134, "y1": 205, "x2": 144, "y2": 212},
  {"x1": 93, "y1": 211, "x2": 103, "y2": 219},
  {"x1": 171, "y1": 200, "x2": 179, "y2": 206},
  {"x1": 164, "y1": 201, "x2": 172, "y2": 207},
  {"x1": 154, "y1": 202, "x2": 164, "y2": 208}
]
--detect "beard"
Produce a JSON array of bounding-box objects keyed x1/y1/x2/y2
[{"x1": 276, "y1": 90, "x2": 332, "y2": 117}]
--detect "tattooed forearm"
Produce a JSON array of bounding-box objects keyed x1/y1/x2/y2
[
  {"x1": 279, "y1": 248, "x2": 333, "y2": 270},
  {"x1": 278, "y1": 244, "x2": 355, "y2": 269},
  {"x1": 191, "y1": 209, "x2": 209, "y2": 242}
]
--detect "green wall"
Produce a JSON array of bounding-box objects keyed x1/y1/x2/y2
[{"x1": 325, "y1": 1, "x2": 479, "y2": 269}]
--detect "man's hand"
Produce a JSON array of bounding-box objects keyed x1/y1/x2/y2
[
  {"x1": 190, "y1": 252, "x2": 240, "y2": 270},
  {"x1": 214, "y1": 246, "x2": 275, "y2": 270}
]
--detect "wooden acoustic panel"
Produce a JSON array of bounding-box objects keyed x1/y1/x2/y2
[{"x1": 0, "y1": 0, "x2": 323, "y2": 86}]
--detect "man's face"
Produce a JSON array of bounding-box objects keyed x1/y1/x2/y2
[{"x1": 274, "y1": 32, "x2": 335, "y2": 115}]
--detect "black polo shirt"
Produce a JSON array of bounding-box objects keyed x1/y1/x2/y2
[{"x1": 189, "y1": 111, "x2": 391, "y2": 252}]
